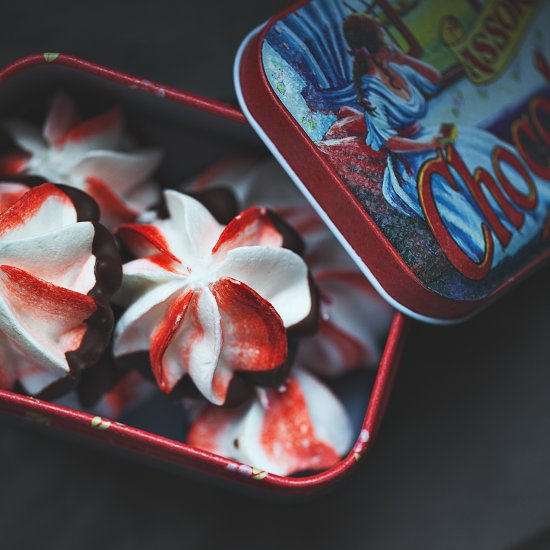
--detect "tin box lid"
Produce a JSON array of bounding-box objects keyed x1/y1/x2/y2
[{"x1": 234, "y1": 0, "x2": 550, "y2": 324}]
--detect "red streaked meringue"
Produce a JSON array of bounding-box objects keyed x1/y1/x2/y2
[
  {"x1": 90, "y1": 370, "x2": 156, "y2": 420},
  {"x1": 188, "y1": 159, "x2": 393, "y2": 377},
  {"x1": 0, "y1": 181, "x2": 32, "y2": 213},
  {"x1": 113, "y1": 190, "x2": 313, "y2": 405},
  {"x1": 296, "y1": 229, "x2": 394, "y2": 377},
  {"x1": 187, "y1": 367, "x2": 353, "y2": 476},
  {"x1": 1, "y1": 91, "x2": 162, "y2": 229},
  {"x1": 0, "y1": 182, "x2": 121, "y2": 396}
]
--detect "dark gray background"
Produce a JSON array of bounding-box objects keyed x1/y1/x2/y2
[{"x1": 1, "y1": 1, "x2": 550, "y2": 549}]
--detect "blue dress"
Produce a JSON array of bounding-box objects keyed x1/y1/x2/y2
[{"x1": 361, "y1": 62, "x2": 549, "y2": 269}]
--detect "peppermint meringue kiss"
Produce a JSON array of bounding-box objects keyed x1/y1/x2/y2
[
  {"x1": 113, "y1": 189, "x2": 313, "y2": 405},
  {"x1": 189, "y1": 159, "x2": 393, "y2": 377},
  {"x1": 0, "y1": 182, "x2": 121, "y2": 396},
  {"x1": 1, "y1": 91, "x2": 162, "y2": 229},
  {"x1": 187, "y1": 367, "x2": 353, "y2": 476}
]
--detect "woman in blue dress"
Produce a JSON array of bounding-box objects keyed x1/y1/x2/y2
[{"x1": 342, "y1": 14, "x2": 549, "y2": 273}]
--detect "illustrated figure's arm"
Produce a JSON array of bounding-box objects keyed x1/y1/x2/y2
[
  {"x1": 385, "y1": 135, "x2": 441, "y2": 153},
  {"x1": 392, "y1": 49, "x2": 441, "y2": 84}
]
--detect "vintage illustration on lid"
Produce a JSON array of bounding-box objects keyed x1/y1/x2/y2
[{"x1": 261, "y1": 0, "x2": 550, "y2": 303}]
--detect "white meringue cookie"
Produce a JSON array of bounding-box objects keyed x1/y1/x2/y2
[
  {"x1": 113, "y1": 190, "x2": 313, "y2": 405},
  {"x1": 2, "y1": 91, "x2": 162, "y2": 229},
  {"x1": 188, "y1": 159, "x2": 394, "y2": 377},
  {"x1": 0, "y1": 183, "x2": 102, "y2": 395},
  {"x1": 187, "y1": 367, "x2": 354, "y2": 476}
]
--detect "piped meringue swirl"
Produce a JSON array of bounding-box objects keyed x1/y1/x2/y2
[
  {"x1": 1, "y1": 91, "x2": 162, "y2": 229},
  {"x1": 113, "y1": 190, "x2": 313, "y2": 405},
  {"x1": 187, "y1": 367, "x2": 353, "y2": 476},
  {"x1": 0, "y1": 182, "x2": 121, "y2": 396},
  {"x1": 188, "y1": 159, "x2": 394, "y2": 377}
]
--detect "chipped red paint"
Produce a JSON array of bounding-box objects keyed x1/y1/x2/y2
[
  {"x1": 117, "y1": 223, "x2": 180, "y2": 264},
  {"x1": 85, "y1": 177, "x2": 137, "y2": 224},
  {"x1": 58, "y1": 107, "x2": 123, "y2": 145},
  {"x1": 210, "y1": 277, "x2": 286, "y2": 373},
  {"x1": 211, "y1": 206, "x2": 282, "y2": 256},
  {"x1": 150, "y1": 290, "x2": 193, "y2": 393},
  {"x1": 0, "y1": 183, "x2": 71, "y2": 238},
  {"x1": 261, "y1": 376, "x2": 340, "y2": 474}
]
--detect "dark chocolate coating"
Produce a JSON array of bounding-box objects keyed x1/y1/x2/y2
[
  {"x1": 267, "y1": 209, "x2": 305, "y2": 256},
  {"x1": 185, "y1": 188, "x2": 240, "y2": 225},
  {"x1": 56, "y1": 184, "x2": 101, "y2": 223},
  {"x1": 25, "y1": 184, "x2": 123, "y2": 400},
  {"x1": 286, "y1": 272, "x2": 320, "y2": 338}
]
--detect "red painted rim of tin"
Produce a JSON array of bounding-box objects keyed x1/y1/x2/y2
[
  {"x1": 235, "y1": 1, "x2": 550, "y2": 323},
  {"x1": 0, "y1": 52, "x2": 409, "y2": 495}
]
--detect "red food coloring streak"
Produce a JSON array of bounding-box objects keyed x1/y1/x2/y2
[
  {"x1": 261, "y1": 376, "x2": 340, "y2": 474},
  {"x1": 117, "y1": 223, "x2": 181, "y2": 264},
  {"x1": 103, "y1": 371, "x2": 149, "y2": 418},
  {"x1": 211, "y1": 277, "x2": 287, "y2": 373},
  {"x1": 178, "y1": 290, "x2": 207, "y2": 380},
  {"x1": 0, "y1": 154, "x2": 30, "y2": 176},
  {"x1": 212, "y1": 367, "x2": 234, "y2": 404},
  {"x1": 57, "y1": 107, "x2": 123, "y2": 145},
  {"x1": 150, "y1": 290, "x2": 193, "y2": 394},
  {"x1": 188, "y1": 405, "x2": 243, "y2": 453},
  {"x1": 211, "y1": 207, "x2": 282, "y2": 257},
  {"x1": 146, "y1": 253, "x2": 181, "y2": 273},
  {"x1": 0, "y1": 183, "x2": 71, "y2": 238},
  {"x1": 0, "y1": 185, "x2": 30, "y2": 213},
  {"x1": 85, "y1": 177, "x2": 136, "y2": 224},
  {"x1": 319, "y1": 319, "x2": 370, "y2": 369},
  {"x1": 0, "y1": 265, "x2": 97, "y2": 334}
]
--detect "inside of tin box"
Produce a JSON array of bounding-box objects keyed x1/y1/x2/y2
[{"x1": 0, "y1": 64, "x2": 390, "y2": 475}]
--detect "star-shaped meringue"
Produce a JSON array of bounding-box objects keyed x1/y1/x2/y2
[
  {"x1": 0, "y1": 183, "x2": 120, "y2": 396},
  {"x1": 113, "y1": 190, "x2": 313, "y2": 405},
  {"x1": 189, "y1": 159, "x2": 394, "y2": 377},
  {"x1": 1, "y1": 91, "x2": 162, "y2": 229},
  {"x1": 187, "y1": 367, "x2": 353, "y2": 476}
]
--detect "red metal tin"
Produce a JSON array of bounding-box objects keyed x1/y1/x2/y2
[
  {"x1": 0, "y1": 53, "x2": 409, "y2": 495},
  {"x1": 234, "y1": 0, "x2": 550, "y2": 324}
]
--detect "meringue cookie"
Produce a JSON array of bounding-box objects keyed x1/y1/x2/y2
[
  {"x1": 90, "y1": 370, "x2": 156, "y2": 420},
  {"x1": 188, "y1": 159, "x2": 393, "y2": 377},
  {"x1": 113, "y1": 190, "x2": 313, "y2": 405},
  {"x1": 0, "y1": 181, "x2": 31, "y2": 213},
  {"x1": 0, "y1": 183, "x2": 121, "y2": 396},
  {"x1": 187, "y1": 367, "x2": 353, "y2": 476},
  {"x1": 1, "y1": 91, "x2": 162, "y2": 229}
]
